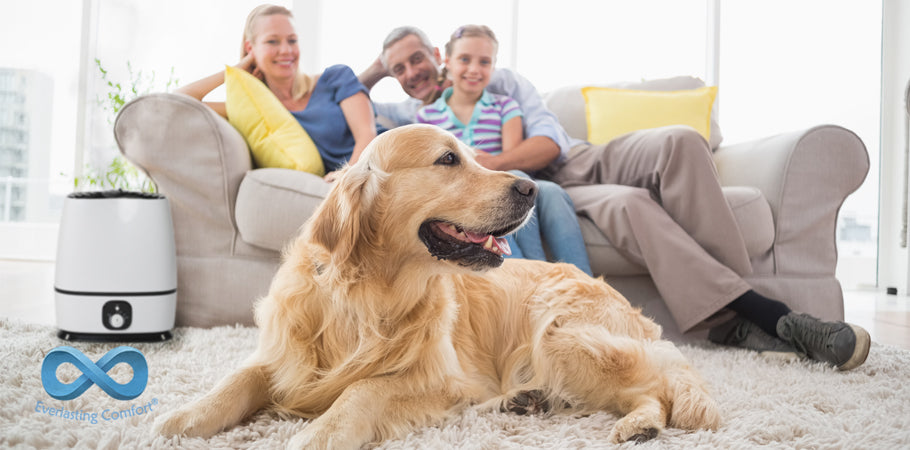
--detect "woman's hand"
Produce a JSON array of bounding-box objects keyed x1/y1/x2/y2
[{"x1": 236, "y1": 52, "x2": 261, "y2": 79}]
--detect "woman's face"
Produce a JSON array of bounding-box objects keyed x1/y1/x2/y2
[{"x1": 247, "y1": 14, "x2": 299, "y2": 81}]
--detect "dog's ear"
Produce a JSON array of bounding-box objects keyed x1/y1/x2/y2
[{"x1": 307, "y1": 165, "x2": 372, "y2": 266}]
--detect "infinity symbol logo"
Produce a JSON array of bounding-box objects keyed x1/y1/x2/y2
[{"x1": 41, "y1": 346, "x2": 148, "y2": 401}]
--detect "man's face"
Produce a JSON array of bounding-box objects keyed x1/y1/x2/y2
[{"x1": 383, "y1": 34, "x2": 442, "y2": 101}]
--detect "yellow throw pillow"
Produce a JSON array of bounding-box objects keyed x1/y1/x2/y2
[
  {"x1": 581, "y1": 86, "x2": 718, "y2": 145},
  {"x1": 224, "y1": 65, "x2": 325, "y2": 176}
]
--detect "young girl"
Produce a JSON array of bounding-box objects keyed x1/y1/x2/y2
[
  {"x1": 416, "y1": 25, "x2": 592, "y2": 275},
  {"x1": 176, "y1": 4, "x2": 376, "y2": 182}
]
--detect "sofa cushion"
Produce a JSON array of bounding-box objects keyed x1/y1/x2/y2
[
  {"x1": 235, "y1": 168, "x2": 331, "y2": 251},
  {"x1": 580, "y1": 186, "x2": 773, "y2": 277},
  {"x1": 544, "y1": 76, "x2": 723, "y2": 150},
  {"x1": 581, "y1": 86, "x2": 717, "y2": 145},
  {"x1": 225, "y1": 65, "x2": 325, "y2": 176}
]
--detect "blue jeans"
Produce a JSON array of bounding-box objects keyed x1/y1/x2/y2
[{"x1": 504, "y1": 171, "x2": 593, "y2": 276}]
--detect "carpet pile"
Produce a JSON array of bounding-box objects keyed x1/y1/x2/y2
[{"x1": 2, "y1": 318, "x2": 909, "y2": 449}]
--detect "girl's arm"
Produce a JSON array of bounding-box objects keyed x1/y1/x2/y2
[
  {"x1": 475, "y1": 115, "x2": 533, "y2": 170},
  {"x1": 339, "y1": 91, "x2": 377, "y2": 166},
  {"x1": 500, "y1": 116, "x2": 524, "y2": 152}
]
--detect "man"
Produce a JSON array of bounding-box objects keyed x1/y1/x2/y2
[{"x1": 359, "y1": 26, "x2": 871, "y2": 371}]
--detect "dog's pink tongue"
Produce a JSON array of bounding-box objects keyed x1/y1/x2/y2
[{"x1": 464, "y1": 231, "x2": 512, "y2": 256}]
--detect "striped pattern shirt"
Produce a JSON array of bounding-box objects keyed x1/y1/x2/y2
[{"x1": 416, "y1": 87, "x2": 523, "y2": 155}]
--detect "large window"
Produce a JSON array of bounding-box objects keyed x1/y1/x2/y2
[
  {"x1": 0, "y1": 1, "x2": 83, "y2": 223},
  {"x1": 719, "y1": 1, "x2": 882, "y2": 289},
  {"x1": 315, "y1": 0, "x2": 517, "y2": 103},
  {"x1": 0, "y1": 0, "x2": 885, "y2": 290},
  {"x1": 514, "y1": 0, "x2": 707, "y2": 92},
  {"x1": 89, "y1": 0, "x2": 291, "y2": 172},
  {"x1": 311, "y1": 0, "x2": 706, "y2": 101}
]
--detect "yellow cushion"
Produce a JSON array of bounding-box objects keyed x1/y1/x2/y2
[
  {"x1": 224, "y1": 65, "x2": 325, "y2": 176},
  {"x1": 581, "y1": 86, "x2": 718, "y2": 145}
]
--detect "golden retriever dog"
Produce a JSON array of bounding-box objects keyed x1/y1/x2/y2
[{"x1": 155, "y1": 124, "x2": 720, "y2": 448}]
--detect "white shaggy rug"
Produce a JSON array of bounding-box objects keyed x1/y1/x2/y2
[{"x1": 2, "y1": 317, "x2": 910, "y2": 449}]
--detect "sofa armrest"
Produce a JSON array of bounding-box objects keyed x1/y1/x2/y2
[
  {"x1": 114, "y1": 93, "x2": 259, "y2": 257},
  {"x1": 713, "y1": 125, "x2": 869, "y2": 274}
]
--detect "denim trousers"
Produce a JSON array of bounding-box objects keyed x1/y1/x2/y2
[{"x1": 505, "y1": 170, "x2": 593, "y2": 276}]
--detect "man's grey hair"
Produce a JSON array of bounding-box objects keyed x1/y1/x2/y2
[{"x1": 380, "y1": 26, "x2": 435, "y2": 68}]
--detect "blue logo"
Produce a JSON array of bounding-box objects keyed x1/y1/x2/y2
[{"x1": 41, "y1": 346, "x2": 148, "y2": 401}]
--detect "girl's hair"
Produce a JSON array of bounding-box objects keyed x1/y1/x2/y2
[
  {"x1": 443, "y1": 25, "x2": 498, "y2": 59},
  {"x1": 241, "y1": 4, "x2": 315, "y2": 101},
  {"x1": 424, "y1": 25, "x2": 499, "y2": 105}
]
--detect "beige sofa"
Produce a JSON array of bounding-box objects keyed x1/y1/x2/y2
[{"x1": 114, "y1": 80, "x2": 868, "y2": 341}]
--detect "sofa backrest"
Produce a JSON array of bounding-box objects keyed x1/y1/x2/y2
[
  {"x1": 114, "y1": 93, "x2": 271, "y2": 259},
  {"x1": 542, "y1": 76, "x2": 723, "y2": 150}
]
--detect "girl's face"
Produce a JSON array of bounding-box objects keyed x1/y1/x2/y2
[
  {"x1": 445, "y1": 36, "x2": 496, "y2": 98},
  {"x1": 247, "y1": 14, "x2": 299, "y2": 81}
]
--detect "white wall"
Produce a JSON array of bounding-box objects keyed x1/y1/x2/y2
[{"x1": 878, "y1": 0, "x2": 910, "y2": 293}]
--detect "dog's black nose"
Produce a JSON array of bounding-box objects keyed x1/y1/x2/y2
[{"x1": 513, "y1": 179, "x2": 538, "y2": 201}]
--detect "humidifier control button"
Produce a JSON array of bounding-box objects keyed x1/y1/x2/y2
[{"x1": 102, "y1": 300, "x2": 132, "y2": 330}]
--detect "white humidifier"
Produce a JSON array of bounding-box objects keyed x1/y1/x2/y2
[{"x1": 55, "y1": 190, "x2": 176, "y2": 341}]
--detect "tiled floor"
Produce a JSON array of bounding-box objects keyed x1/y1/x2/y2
[{"x1": 2, "y1": 260, "x2": 908, "y2": 350}]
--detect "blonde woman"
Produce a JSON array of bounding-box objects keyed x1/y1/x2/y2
[{"x1": 177, "y1": 4, "x2": 376, "y2": 181}]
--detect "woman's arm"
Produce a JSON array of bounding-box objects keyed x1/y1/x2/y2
[
  {"x1": 175, "y1": 54, "x2": 256, "y2": 118},
  {"x1": 175, "y1": 71, "x2": 228, "y2": 117},
  {"x1": 338, "y1": 91, "x2": 377, "y2": 165}
]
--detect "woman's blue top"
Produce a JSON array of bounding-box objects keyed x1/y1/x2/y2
[{"x1": 289, "y1": 64, "x2": 368, "y2": 172}]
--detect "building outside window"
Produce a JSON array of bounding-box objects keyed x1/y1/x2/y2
[{"x1": 0, "y1": 69, "x2": 53, "y2": 222}]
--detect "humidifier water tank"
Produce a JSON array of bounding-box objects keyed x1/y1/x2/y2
[{"x1": 55, "y1": 190, "x2": 176, "y2": 341}]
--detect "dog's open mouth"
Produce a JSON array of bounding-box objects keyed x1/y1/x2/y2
[
  {"x1": 419, "y1": 219, "x2": 524, "y2": 269},
  {"x1": 433, "y1": 222, "x2": 512, "y2": 256}
]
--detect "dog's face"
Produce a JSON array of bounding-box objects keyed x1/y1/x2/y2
[{"x1": 308, "y1": 124, "x2": 537, "y2": 272}]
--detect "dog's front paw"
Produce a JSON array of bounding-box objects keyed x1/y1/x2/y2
[
  {"x1": 608, "y1": 414, "x2": 663, "y2": 444},
  {"x1": 287, "y1": 425, "x2": 336, "y2": 450},
  {"x1": 286, "y1": 430, "x2": 312, "y2": 450},
  {"x1": 287, "y1": 421, "x2": 372, "y2": 450},
  {"x1": 154, "y1": 406, "x2": 221, "y2": 439}
]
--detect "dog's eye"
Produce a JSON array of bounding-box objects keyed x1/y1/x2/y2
[{"x1": 435, "y1": 151, "x2": 459, "y2": 166}]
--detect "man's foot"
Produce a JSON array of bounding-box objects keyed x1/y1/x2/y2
[
  {"x1": 776, "y1": 313, "x2": 871, "y2": 371},
  {"x1": 708, "y1": 316, "x2": 799, "y2": 360}
]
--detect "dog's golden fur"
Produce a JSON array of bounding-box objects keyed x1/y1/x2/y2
[{"x1": 155, "y1": 124, "x2": 720, "y2": 448}]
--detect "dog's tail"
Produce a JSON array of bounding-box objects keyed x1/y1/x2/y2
[{"x1": 659, "y1": 344, "x2": 721, "y2": 431}]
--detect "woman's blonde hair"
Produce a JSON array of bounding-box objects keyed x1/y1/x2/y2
[
  {"x1": 242, "y1": 4, "x2": 315, "y2": 101},
  {"x1": 424, "y1": 25, "x2": 499, "y2": 105}
]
